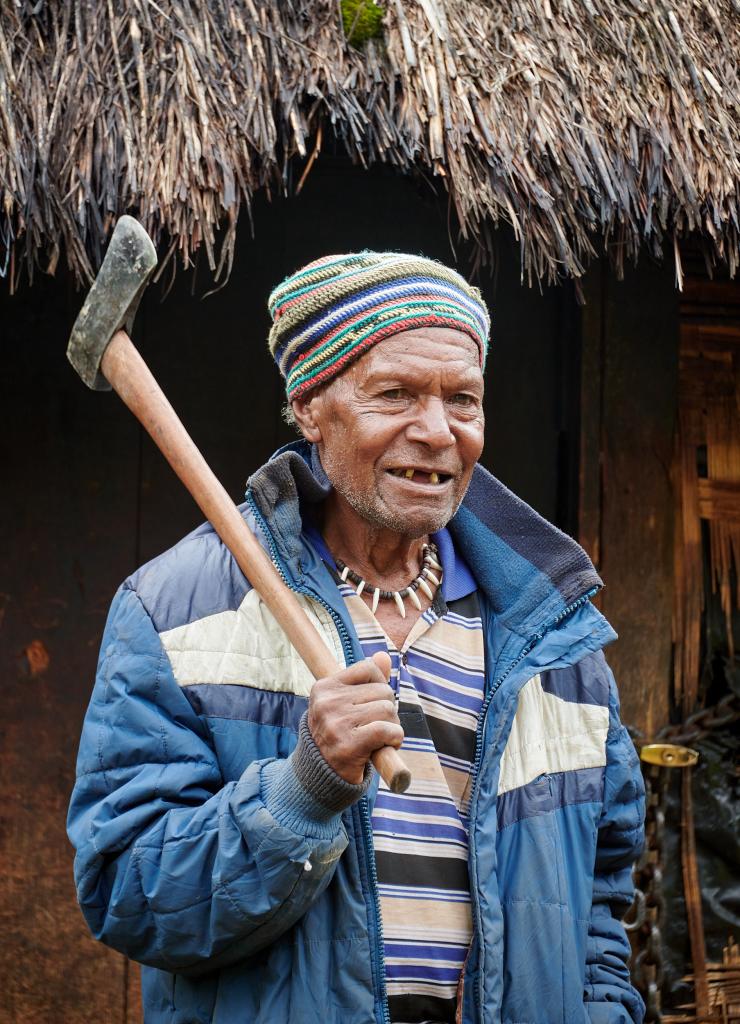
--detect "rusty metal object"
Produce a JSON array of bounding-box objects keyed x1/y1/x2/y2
[
  {"x1": 637, "y1": 731, "x2": 705, "y2": 1015},
  {"x1": 627, "y1": 762, "x2": 667, "y2": 1022},
  {"x1": 629, "y1": 692, "x2": 740, "y2": 1022},
  {"x1": 67, "y1": 215, "x2": 156, "y2": 390},
  {"x1": 657, "y1": 694, "x2": 740, "y2": 748},
  {"x1": 681, "y1": 766, "x2": 710, "y2": 1019}
]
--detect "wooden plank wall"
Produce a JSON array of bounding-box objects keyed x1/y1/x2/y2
[
  {"x1": 674, "y1": 253, "x2": 740, "y2": 715},
  {"x1": 0, "y1": 276, "x2": 142, "y2": 1023},
  {"x1": 579, "y1": 259, "x2": 679, "y2": 738},
  {"x1": 0, "y1": 161, "x2": 579, "y2": 1023}
]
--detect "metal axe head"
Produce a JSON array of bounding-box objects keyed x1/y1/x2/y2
[{"x1": 67, "y1": 215, "x2": 158, "y2": 390}]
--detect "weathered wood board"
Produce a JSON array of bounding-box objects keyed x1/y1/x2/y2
[{"x1": 579, "y1": 259, "x2": 679, "y2": 737}]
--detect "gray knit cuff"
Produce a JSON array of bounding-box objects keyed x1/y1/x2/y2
[
  {"x1": 293, "y1": 712, "x2": 373, "y2": 813},
  {"x1": 260, "y1": 713, "x2": 372, "y2": 835}
]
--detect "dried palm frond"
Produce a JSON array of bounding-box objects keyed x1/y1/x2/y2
[{"x1": 0, "y1": 0, "x2": 739, "y2": 290}]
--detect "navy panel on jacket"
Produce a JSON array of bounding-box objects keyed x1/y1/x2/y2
[
  {"x1": 497, "y1": 766, "x2": 605, "y2": 829},
  {"x1": 540, "y1": 655, "x2": 610, "y2": 706},
  {"x1": 184, "y1": 683, "x2": 306, "y2": 731}
]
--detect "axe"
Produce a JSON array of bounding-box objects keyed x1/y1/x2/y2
[{"x1": 67, "y1": 215, "x2": 411, "y2": 794}]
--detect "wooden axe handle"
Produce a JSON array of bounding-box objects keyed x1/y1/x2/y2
[{"x1": 101, "y1": 330, "x2": 411, "y2": 794}]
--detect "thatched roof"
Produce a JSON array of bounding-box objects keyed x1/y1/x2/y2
[{"x1": 1, "y1": 0, "x2": 739, "y2": 290}]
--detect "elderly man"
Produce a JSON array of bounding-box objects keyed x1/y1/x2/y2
[{"x1": 68, "y1": 252, "x2": 645, "y2": 1024}]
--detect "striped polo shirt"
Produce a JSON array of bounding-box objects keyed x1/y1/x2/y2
[{"x1": 312, "y1": 527, "x2": 485, "y2": 1024}]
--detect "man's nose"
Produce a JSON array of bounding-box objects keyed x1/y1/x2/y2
[{"x1": 406, "y1": 398, "x2": 455, "y2": 449}]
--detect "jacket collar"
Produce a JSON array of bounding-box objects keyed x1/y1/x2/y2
[{"x1": 246, "y1": 440, "x2": 603, "y2": 641}]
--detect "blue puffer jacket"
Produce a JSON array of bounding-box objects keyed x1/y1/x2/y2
[{"x1": 68, "y1": 441, "x2": 645, "y2": 1024}]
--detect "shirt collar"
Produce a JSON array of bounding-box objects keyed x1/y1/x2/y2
[{"x1": 432, "y1": 527, "x2": 476, "y2": 601}]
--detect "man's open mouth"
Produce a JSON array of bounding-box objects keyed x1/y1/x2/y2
[{"x1": 387, "y1": 467, "x2": 453, "y2": 485}]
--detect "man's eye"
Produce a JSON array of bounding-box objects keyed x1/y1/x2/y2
[
  {"x1": 381, "y1": 388, "x2": 407, "y2": 400},
  {"x1": 449, "y1": 393, "x2": 477, "y2": 406}
]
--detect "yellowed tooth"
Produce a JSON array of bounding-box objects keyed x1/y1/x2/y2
[
  {"x1": 404, "y1": 468, "x2": 414, "y2": 479},
  {"x1": 430, "y1": 472, "x2": 439, "y2": 484}
]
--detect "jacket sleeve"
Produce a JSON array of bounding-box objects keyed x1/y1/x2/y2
[
  {"x1": 584, "y1": 663, "x2": 646, "y2": 1024},
  {"x1": 67, "y1": 585, "x2": 359, "y2": 975}
]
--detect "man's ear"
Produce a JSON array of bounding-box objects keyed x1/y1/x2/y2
[{"x1": 290, "y1": 392, "x2": 323, "y2": 443}]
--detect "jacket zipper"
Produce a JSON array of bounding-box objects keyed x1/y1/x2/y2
[
  {"x1": 245, "y1": 491, "x2": 391, "y2": 1024},
  {"x1": 360, "y1": 795, "x2": 392, "y2": 1024},
  {"x1": 466, "y1": 586, "x2": 599, "y2": 1021}
]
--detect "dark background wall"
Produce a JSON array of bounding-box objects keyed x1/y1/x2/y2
[
  {"x1": 579, "y1": 257, "x2": 679, "y2": 736},
  {"x1": 0, "y1": 158, "x2": 579, "y2": 1023}
]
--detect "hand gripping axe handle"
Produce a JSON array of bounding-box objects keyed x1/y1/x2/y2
[{"x1": 67, "y1": 215, "x2": 411, "y2": 795}]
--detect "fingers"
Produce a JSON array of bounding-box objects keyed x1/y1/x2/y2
[
  {"x1": 311, "y1": 658, "x2": 395, "y2": 710},
  {"x1": 310, "y1": 679, "x2": 394, "y2": 714},
  {"x1": 330, "y1": 656, "x2": 391, "y2": 688},
  {"x1": 371, "y1": 649, "x2": 392, "y2": 681},
  {"x1": 346, "y1": 682, "x2": 396, "y2": 707},
  {"x1": 346, "y1": 697, "x2": 399, "y2": 726},
  {"x1": 355, "y1": 720, "x2": 405, "y2": 750},
  {"x1": 313, "y1": 700, "x2": 401, "y2": 746},
  {"x1": 312, "y1": 714, "x2": 404, "y2": 772},
  {"x1": 306, "y1": 655, "x2": 404, "y2": 783}
]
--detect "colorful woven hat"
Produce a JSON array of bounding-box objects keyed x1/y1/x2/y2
[{"x1": 268, "y1": 251, "x2": 490, "y2": 400}]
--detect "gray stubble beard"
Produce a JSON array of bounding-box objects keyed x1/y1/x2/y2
[{"x1": 327, "y1": 466, "x2": 465, "y2": 539}]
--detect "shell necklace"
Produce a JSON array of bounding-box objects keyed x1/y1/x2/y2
[{"x1": 334, "y1": 542, "x2": 443, "y2": 619}]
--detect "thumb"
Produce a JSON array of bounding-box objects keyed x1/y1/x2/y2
[{"x1": 371, "y1": 649, "x2": 392, "y2": 681}]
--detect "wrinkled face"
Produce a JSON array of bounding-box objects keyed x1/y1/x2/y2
[{"x1": 292, "y1": 327, "x2": 486, "y2": 537}]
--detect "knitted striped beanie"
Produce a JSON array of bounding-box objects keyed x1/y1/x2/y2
[{"x1": 268, "y1": 251, "x2": 490, "y2": 400}]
